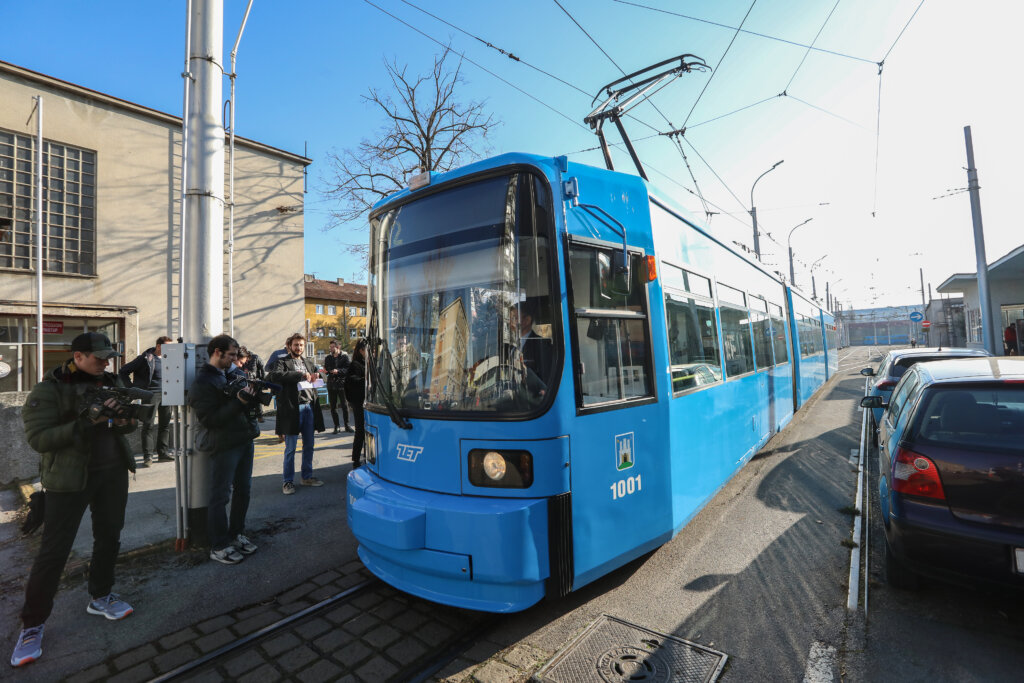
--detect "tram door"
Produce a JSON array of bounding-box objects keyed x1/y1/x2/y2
[{"x1": 566, "y1": 245, "x2": 673, "y2": 588}]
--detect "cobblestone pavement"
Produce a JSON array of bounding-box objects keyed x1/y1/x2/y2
[{"x1": 56, "y1": 556, "x2": 556, "y2": 683}]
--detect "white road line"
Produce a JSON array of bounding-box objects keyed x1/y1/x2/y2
[
  {"x1": 802, "y1": 641, "x2": 837, "y2": 683},
  {"x1": 846, "y1": 378, "x2": 869, "y2": 611}
]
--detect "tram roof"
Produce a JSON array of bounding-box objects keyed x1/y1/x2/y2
[{"x1": 370, "y1": 153, "x2": 831, "y2": 316}]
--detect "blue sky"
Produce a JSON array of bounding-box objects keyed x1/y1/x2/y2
[{"x1": 2, "y1": 1, "x2": 1020, "y2": 309}]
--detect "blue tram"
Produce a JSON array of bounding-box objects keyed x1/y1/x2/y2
[{"x1": 346, "y1": 153, "x2": 838, "y2": 612}]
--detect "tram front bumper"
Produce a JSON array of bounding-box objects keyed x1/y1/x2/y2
[{"x1": 346, "y1": 467, "x2": 549, "y2": 612}]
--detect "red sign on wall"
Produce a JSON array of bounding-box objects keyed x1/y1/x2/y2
[
  {"x1": 42, "y1": 321, "x2": 64, "y2": 334},
  {"x1": 921, "y1": 321, "x2": 931, "y2": 329}
]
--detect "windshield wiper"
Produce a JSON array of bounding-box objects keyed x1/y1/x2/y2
[{"x1": 367, "y1": 301, "x2": 412, "y2": 430}]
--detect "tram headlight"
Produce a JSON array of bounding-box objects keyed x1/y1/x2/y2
[
  {"x1": 482, "y1": 451, "x2": 506, "y2": 480},
  {"x1": 468, "y1": 449, "x2": 533, "y2": 489}
]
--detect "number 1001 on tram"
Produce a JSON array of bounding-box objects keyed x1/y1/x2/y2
[{"x1": 346, "y1": 152, "x2": 838, "y2": 612}]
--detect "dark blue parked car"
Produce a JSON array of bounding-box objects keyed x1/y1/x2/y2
[
  {"x1": 862, "y1": 357, "x2": 1024, "y2": 589},
  {"x1": 860, "y1": 347, "x2": 990, "y2": 436}
]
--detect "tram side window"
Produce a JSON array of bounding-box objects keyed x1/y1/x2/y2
[
  {"x1": 799, "y1": 314, "x2": 823, "y2": 357},
  {"x1": 665, "y1": 292, "x2": 722, "y2": 393},
  {"x1": 569, "y1": 245, "x2": 653, "y2": 407},
  {"x1": 750, "y1": 298, "x2": 773, "y2": 370},
  {"x1": 769, "y1": 303, "x2": 789, "y2": 364},
  {"x1": 718, "y1": 284, "x2": 754, "y2": 377}
]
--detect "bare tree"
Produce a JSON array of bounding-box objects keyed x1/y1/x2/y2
[{"x1": 322, "y1": 47, "x2": 499, "y2": 254}]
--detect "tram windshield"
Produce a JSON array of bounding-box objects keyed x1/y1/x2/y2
[{"x1": 368, "y1": 172, "x2": 557, "y2": 416}]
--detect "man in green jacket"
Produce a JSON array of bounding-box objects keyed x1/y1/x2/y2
[{"x1": 11, "y1": 333, "x2": 138, "y2": 668}]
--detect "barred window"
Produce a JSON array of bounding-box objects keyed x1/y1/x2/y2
[{"x1": 0, "y1": 129, "x2": 96, "y2": 274}]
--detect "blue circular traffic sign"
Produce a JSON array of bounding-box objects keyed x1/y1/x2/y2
[{"x1": 909, "y1": 311, "x2": 924, "y2": 322}]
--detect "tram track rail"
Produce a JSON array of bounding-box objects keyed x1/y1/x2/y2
[
  {"x1": 144, "y1": 573, "x2": 500, "y2": 683},
  {"x1": 147, "y1": 578, "x2": 382, "y2": 682}
]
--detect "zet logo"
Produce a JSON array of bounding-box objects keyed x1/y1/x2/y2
[
  {"x1": 396, "y1": 444, "x2": 423, "y2": 462},
  {"x1": 614, "y1": 432, "x2": 635, "y2": 471}
]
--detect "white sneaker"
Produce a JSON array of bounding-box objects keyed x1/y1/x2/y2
[
  {"x1": 233, "y1": 534, "x2": 257, "y2": 555},
  {"x1": 209, "y1": 547, "x2": 244, "y2": 565}
]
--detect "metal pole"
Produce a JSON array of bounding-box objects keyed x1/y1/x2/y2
[
  {"x1": 183, "y1": 0, "x2": 225, "y2": 546},
  {"x1": 749, "y1": 160, "x2": 783, "y2": 260},
  {"x1": 964, "y1": 126, "x2": 996, "y2": 355},
  {"x1": 227, "y1": 0, "x2": 254, "y2": 338},
  {"x1": 34, "y1": 96, "x2": 44, "y2": 382},
  {"x1": 179, "y1": 0, "x2": 194, "y2": 341}
]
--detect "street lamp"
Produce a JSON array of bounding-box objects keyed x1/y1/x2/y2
[
  {"x1": 749, "y1": 159, "x2": 784, "y2": 260},
  {"x1": 787, "y1": 218, "x2": 813, "y2": 286},
  {"x1": 810, "y1": 255, "x2": 826, "y2": 299}
]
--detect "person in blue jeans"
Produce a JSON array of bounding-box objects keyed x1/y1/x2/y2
[{"x1": 267, "y1": 333, "x2": 326, "y2": 494}]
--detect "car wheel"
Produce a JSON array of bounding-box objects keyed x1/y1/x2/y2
[{"x1": 883, "y1": 539, "x2": 919, "y2": 590}]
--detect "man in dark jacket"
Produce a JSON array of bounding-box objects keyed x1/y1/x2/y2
[
  {"x1": 11, "y1": 333, "x2": 138, "y2": 668},
  {"x1": 323, "y1": 340, "x2": 352, "y2": 434},
  {"x1": 188, "y1": 334, "x2": 260, "y2": 565},
  {"x1": 267, "y1": 332, "x2": 326, "y2": 494},
  {"x1": 119, "y1": 335, "x2": 173, "y2": 465}
]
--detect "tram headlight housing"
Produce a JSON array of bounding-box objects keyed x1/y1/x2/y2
[
  {"x1": 468, "y1": 449, "x2": 533, "y2": 489},
  {"x1": 365, "y1": 432, "x2": 376, "y2": 465}
]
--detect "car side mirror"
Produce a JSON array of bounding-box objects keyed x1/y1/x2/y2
[
  {"x1": 860, "y1": 368, "x2": 874, "y2": 376},
  {"x1": 860, "y1": 395, "x2": 886, "y2": 409}
]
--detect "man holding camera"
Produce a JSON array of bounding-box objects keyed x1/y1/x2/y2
[
  {"x1": 188, "y1": 334, "x2": 260, "y2": 565},
  {"x1": 11, "y1": 333, "x2": 138, "y2": 668}
]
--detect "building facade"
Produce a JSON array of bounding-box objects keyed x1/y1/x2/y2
[
  {"x1": 0, "y1": 60, "x2": 310, "y2": 393},
  {"x1": 303, "y1": 275, "x2": 368, "y2": 359},
  {"x1": 937, "y1": 243, "x2": 1024, "y2": 355}
]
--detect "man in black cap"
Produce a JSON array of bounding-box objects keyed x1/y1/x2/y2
[{"x1": 10, "y1": 332, "x2": 138, "y2": 668}]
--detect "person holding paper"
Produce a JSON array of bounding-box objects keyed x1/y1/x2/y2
[{"x1": 267, "y1": 332, "x2": 326, "y2": 495}]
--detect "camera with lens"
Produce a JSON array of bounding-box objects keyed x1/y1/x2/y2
[
  {"x1": 81, "y1": 386, "x2": 156, "y2": 421},
  {"x1": 224, "y1": 376, "x2": 280, "y2": 407}
]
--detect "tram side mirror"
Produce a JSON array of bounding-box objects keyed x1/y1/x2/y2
[
  {"x1": 597, "y1": 250, "x2": 631, "y2": 298},
  {"x1": 611, "y1": 250, "x2": 631, "y2": 295}
]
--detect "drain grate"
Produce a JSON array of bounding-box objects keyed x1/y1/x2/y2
[{"x1": 535, "y1": 614, "x2": 727, "y2": 683}]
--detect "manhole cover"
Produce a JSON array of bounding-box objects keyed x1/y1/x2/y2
[{"x1": 535, "y1": 614, "x2": 727, "y2": 683}]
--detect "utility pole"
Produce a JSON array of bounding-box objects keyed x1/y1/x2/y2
[{"x1": 964, "y1": 126, "x2": 996, "y2": 354}]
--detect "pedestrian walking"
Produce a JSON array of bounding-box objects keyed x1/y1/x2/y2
[
  {"x1": 324, "y1": 340, "x2": 353, "y2": 434},
  {"x1": 119, "y1": 335, "x2": 173, "y2": 465},
  {"x1": 188, "y1": 335, "x2": 260, "y2": 565},
  {"x1": 345, "y1": 338, "x2": 367, "y2": 468},
  {"x1": 11, "y1": 333, "x2": 138, "y2": 668},
  {"x1": 267, "y1": 333, "x2": 326, "y2": 494}
]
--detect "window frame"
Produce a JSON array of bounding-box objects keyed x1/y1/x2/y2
[
  {"x1": 0, "y1": 128, "x2": 97, "y2": 276},
  {"x1": 661, "y1": 259, "x2": 723, "y2": 397},
  {"x1": 566, "y1": 234, "x2": 657, "y2": 415},
  {"x1": 717, "y1": 283, "x2": 756, "y2": 380}
]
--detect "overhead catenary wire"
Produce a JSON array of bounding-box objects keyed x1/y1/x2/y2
[
  {"x1": 550, "y1": 0, "x2": 676, "y2": 132},
  {"x1": 397, "y1": 0, "x2": 591, "y2": 98},
  {"x1": 682, "y1": 0, "x2": 758, "y2": 127},
  {"x1": 613, "y1": 0, "x2": 876, "y2": 65},
  {"x1": 784, "y1": 0, "x2": 843, "y2": 92},
  {"x1": 361, "y1": 0, "x2": 590, "y2": 134},
  {"x1": 871, "y1": 0, "x2": 925, "y2": 217}
]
